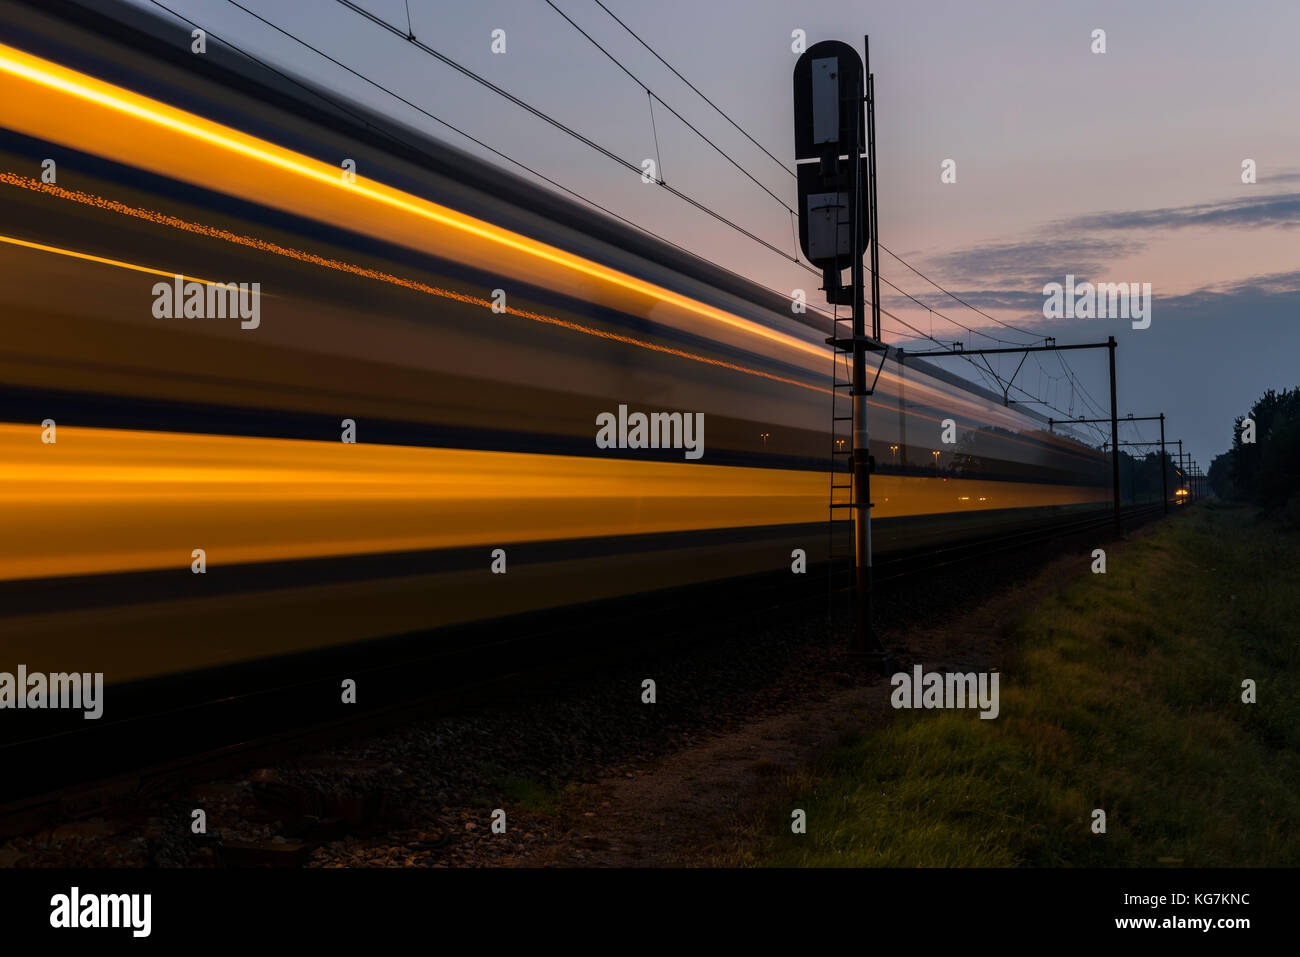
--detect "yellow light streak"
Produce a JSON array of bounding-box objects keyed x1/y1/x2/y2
[
  {"x1": 0, "y1": 424, "x2": 1110, "y2": 582},
  {"x1": 0, "y1": 232, "x2": 224, "y2": 287},
  {"x1": 0, "y1": 42, "x2": 1107, "y2": 466},
  {"x1": 0, "y1": 221, "x2": 824, "y2": 395},
  {"x1": 0, "y1": 41, "x2": 825, "y2": 362}
]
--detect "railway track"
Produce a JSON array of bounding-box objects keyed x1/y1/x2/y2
[{"x1": 870, "y1": 501, "x2": 1166, "y2": 584}]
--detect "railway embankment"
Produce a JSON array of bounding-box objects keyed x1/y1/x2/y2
[
  {"x1": 4, "y1": 505, "x2": 1271, "y2": 869},
  {"x1": 741, "y1": 503, "x2": 1300, "y2": 866}
]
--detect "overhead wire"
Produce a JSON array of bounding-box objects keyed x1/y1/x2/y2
[
  {"x1": 342, "y1": 0, "x2": 1038, "y2": 359},
  {"x1": 331, "y1": 0, "x2": 810, "y2": 267},
  {"x1": 551, "y1": 2, "x2": 1110, "y2": 411},
  {"x1": 148, "y1": 0, "x2": 839, "y2": 319},
  {"x1": 572, "y1": 5, "x2": 1126, "y2": 419},
  {"x1": 589, "y1": 0, "x2": 795, "y2": 178},
  {"x1": 183, "y1": 0, "x2": 1105, "y2": 431}
]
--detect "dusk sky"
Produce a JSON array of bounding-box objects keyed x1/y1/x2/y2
[{"x1": 129, "y1": 0, "x2": 1300, "y2": 466}]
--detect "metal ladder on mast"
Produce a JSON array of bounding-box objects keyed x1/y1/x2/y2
[{"x1": 827, "y1": 310, "x2": 856, "y2": 613}]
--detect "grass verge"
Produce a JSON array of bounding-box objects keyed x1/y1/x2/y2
[{"x1": 748, "y1": 503, "x2": 1300, "y2": 866}]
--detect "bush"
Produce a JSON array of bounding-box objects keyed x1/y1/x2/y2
[
  {"x1": 1283, "y1": 494, "x2": 1300, "y2": 532},
  {"x1": 1257, "y1": 413, "x2": 1300, "y2": 510},
  {"x1": 1216, "y1": 387, "x2": 1300, "y2": 510}
]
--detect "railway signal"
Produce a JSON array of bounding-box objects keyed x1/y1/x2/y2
[
  {"x1": 792, "y1": 40, "x2": 868, "y2": 303},
  {"x1": 794, "y1": 37, "x2": 889, "y2": 664}
]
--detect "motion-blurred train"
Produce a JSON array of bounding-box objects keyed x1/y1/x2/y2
[{"x1": 0, "y1": 0, "x2": 1109, "y2": 690}]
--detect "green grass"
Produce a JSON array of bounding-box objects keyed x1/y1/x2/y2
[
  {"x1": 750, "y1": 504, "x2": 1300, "y2": 867},
  {"x1": 475, "y1": 762, "x2": 589, "y2": 818}
]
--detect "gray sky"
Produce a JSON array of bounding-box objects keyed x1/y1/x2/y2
[{"x1": 128, "y1": 0, "x2": 1300, "y2": 466}]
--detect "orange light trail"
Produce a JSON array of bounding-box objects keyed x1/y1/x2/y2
[
  {"x1": 0, "y1": 214, "x2": 1095, "y2": 467},
  {"x1": 0, "y1": 231, "x2": 227, "y2": 288},
  {"x1": 0, "y1": 41, "x2": 827, "y2": 364},
  {"x1": 0, "y1": 423, "x2": 1108, "y2": 582},
  {"x1": 0, "y1": 175, "x2": 1100, "y2": 464},
  {"x1": 1, "y1": 424, "x2": 828, "y2": 580},
  {"x1": 0, "y1": 44, "x2": 1105, "y2": 462},
  {"x1": 0, "y1": 199, "x2": 826, "y2": 397},
  {"x1": 0, "y1": 221, "x2": 1095, "y2": 467}
]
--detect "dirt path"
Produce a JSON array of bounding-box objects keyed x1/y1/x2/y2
[
  {"x1": 497, "y1": 534, "x2": 1136, "y2": 867},
  {"x1": 498, "y1": 680, "x2": 888, "y2": 866}
]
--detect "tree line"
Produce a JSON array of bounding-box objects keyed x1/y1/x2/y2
[{"x1": 1209, "y1": 387, "x2": 1300, "y2": 517}]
